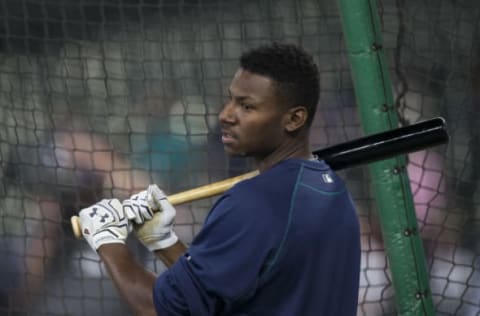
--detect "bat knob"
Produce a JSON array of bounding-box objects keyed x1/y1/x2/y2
[{"x1": 71, "y1": 216, "x2": 83, "y2": 239}]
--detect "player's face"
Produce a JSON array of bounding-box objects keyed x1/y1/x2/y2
[{"x1": 219, "y1": 68, "x2": 288, "y2": 159}]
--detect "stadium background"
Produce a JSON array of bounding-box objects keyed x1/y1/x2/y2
[{"x1": 0, "y1": 0, "x2": 479, "y2": 315}]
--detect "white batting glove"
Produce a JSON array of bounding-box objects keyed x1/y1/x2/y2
[
  {"x1": 122, "y1": 184, "x2": 166, "y2": 225},
  {"x1": 79, "y1": 199, "x2": 130, "y2": 251},
  {"x1": 134, "y1": 197, "x2": 178, "y2": 251}
]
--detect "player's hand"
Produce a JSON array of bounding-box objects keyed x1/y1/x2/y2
[
  {"x1": 79, "y1": 199, "x2": 130, "y2": 251},
  {"x1": 134, "y1": 196, "x2": 178, "y2": 251},
  {"x1": 122, "y1": 184, "x2": 166, "y2": 225}
]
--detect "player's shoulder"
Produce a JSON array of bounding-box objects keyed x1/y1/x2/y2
[
  {"x1": 228, "y1": 159, "x2": 319, "y2": 195},
  {"x1": 240, "y1": 158, "x2": 346, "y2": 198}
]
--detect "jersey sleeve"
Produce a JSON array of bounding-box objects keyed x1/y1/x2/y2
[{"x1": 153, "y1": 190, "x2": 275, "y2": 315}]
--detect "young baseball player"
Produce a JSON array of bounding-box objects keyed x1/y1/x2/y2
[{"x1": 77, "y1": 42, "x2": 361, "y2": 316}]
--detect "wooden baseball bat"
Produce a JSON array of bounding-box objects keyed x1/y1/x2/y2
[
  {"x1": 71, "y1": 117, "x2": 449, "y2": 239},
  {"x1": 70, "y1": 170, "x2": 259, "y2": 239}
]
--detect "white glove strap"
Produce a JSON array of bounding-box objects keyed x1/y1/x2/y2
[
  {"x1": 143, "y1": 230, "x2": 179, "y2": 252},
  {"x1": 93, "y1": 230, "x2": 127, "y2": 249}
]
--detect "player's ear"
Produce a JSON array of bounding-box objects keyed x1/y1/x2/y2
[{"x1": 284, "y1": 106, "x2": 308, "y2": 132}]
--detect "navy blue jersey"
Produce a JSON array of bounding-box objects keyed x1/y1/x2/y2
[{"x1": 153, "y1": 158, "x2": 360, "y2": 316}]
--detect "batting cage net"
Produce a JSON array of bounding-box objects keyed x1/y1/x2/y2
[{"x1": 0, "y1": 0, "x2": 478, "y2": 315}]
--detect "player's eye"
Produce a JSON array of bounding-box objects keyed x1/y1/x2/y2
[{"x1": 240, "y1": 102, "x2": 254, "y2": 110}]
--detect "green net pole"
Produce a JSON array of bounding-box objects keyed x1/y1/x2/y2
[{"x1": 336, "y1": 0, "x2": 434, "y2": 315}]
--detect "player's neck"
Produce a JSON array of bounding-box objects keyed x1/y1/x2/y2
[{"x1": 255, "y1": 137, "x2": 312, "y2": 173}]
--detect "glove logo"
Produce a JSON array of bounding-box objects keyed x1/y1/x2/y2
[
  {"x1": 88, "y1": 207, "x2": 110, "y2": 223},
  {"x1": 89, "y1": 207, "x2": 98, "y2": 217},
  {"x1": 100, "y1": 214, "x2": 109, "y2": 223}
]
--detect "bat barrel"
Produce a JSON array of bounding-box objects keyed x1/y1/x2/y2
[{"x1": 317, "y1": 117, "x2": 448, "y2": 170}]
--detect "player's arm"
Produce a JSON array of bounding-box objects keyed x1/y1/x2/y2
[
  {"x1": 98, "y1": 241, "x2": 189, "y2": 315},
  {"x1": 98, "y1": 244, "x2": 158, "y2": 316},
  {"x1": 78, "y1": 199, "x2": 158, "y2": 316},
  {"x1": 153, "y1": 240, "x2": 188, "y2": 267}
]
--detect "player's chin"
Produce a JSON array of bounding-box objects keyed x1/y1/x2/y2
[{"x1": 223, "y1": 144, "x2": 246, "y2": 157}]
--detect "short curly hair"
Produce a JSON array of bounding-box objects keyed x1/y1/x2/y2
[{"x1": 239, "y1": 42, "x2": 320, "y2": 127}]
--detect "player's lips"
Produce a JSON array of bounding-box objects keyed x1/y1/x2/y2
[{"x1": 221, "y1": 130, "x2": 236, "y2": 144}]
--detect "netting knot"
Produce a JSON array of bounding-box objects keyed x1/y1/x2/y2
[
  {"x1": 371, "y1": 43, "x2": 383, "y2": 51},
  {"x1": 403, "y1": 227, "x2": 417, "y2": 236},
  {"x1": 392, "y1": 165, "x2": 406, "y2": 174}
]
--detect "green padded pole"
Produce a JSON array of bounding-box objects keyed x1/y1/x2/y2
[{"x1": 336, "y1": 0, "x2": 434, "y2": 315}]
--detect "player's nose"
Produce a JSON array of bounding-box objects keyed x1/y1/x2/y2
[{"x1": 219, "y1": 101, "x2": 236, "y2": 124}]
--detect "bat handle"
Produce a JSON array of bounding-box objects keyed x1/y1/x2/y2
[
  {"x1": 70, "y1": 170, "x2": 259, "y2": 240},
  {"x1": 71, "y1": 216, "x2": 83, "y2": 239}
]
